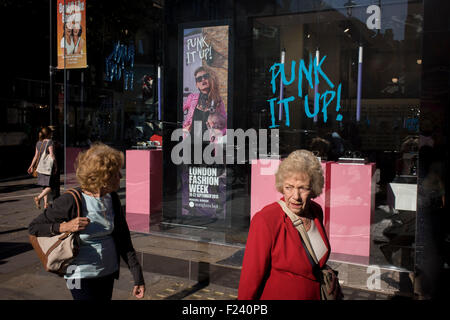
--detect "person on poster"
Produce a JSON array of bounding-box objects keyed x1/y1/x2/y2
[
  {"x1": 206, "y1": 112, "x2": 227, "y2": 144},
  {"x1": 72, "y1": 22, "x2": 85, "y2": 54},
  {"x1": 60, "y1": 22, "x2": 74, "y2": 55},
  {"x1": 238, "y1": 150, "x2": 342, "y2": 300},
  {"x1": 183, "y1": 66, "x2": 226, "y2": 141}
]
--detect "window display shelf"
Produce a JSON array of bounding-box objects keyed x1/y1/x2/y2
[
  {"x1": 250, "y1": 159, "x2": 376, "y2": 264},
  {"x1": 125, "y1": 149, "x2": 162, "y2": 233},
  {"x1": 387, "y1": 182, "x2": 417, "y2": 212}
]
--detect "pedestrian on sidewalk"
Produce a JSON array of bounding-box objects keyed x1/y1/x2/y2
[
  {"x1": 27, "y1": 126, "x2": 58, "y2": 209},
  {"x1": 238, "y1": 150, "x2": 340, "y2": 300},
  {"x1": 28, "y1": 142, "x2": 145, "y2": 300}
]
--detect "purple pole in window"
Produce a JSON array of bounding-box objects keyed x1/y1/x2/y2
[
  {"x1": 279, "y1": 49, "x2": 286, "y2": 121},
  {"x1": 314, "y1": 49, "x2": 319, "y2": 122},
  {"x1": 158, "y1": 66, "x2": 161, "y2": 121},
  {"x1": 356, "y1": 45, "x2": 363, "y2": 122}
]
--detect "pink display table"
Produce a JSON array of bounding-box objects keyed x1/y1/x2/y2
[
  {"x1": 250, "y1": 159, "x2": 331, "y2": 236},
  {"x1": 250, "y1": 158, "x2": 282, "y2": 220},
  {"x1": 125, "y1": 149, "x2": 162, "y2": 233},
  {"x1": 317, "y1": 162, "x2": 332, "y2": 236},
  {"x1": 65, "y1": 147, "x2": 86, "y2": 186},
  {"x1": 328, "y1": 162, "x2": 376, "y2": 264},
  {"x1": 65, "y1": 147, "x2": 84, "y2": 174},
  {"x1": 250, "y1": 159, "x2": 375, "y2": 265}
]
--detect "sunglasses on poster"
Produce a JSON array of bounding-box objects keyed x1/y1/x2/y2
[{"x1": 195, "y1": 73, "x2": 210, "y2": 82}]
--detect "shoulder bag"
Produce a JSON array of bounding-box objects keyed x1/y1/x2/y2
[
  {"x1": 32, "y1": 141, "x2": 45, "y2": 177},
  {"x1": 29, "y1": 189, "x2": 82, "y2": 276},
  {"x1": 278, "y1": 200, "x2": 344, "y2": 300},
  {"x1": 36, "y1": 140, "x2": 54, "y2": 175}
]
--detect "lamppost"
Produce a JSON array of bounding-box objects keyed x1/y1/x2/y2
[
  {"x1": 49, "y1": 0, "x2": 55, "y2": 126},
  {"x1": 343, "y1": 1, "x2": 357, "y2": 122},
  {"x1": 344, "y1": 0, "x2": 357, "y2": 17}
]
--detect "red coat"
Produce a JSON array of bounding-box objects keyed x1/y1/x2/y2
[{"x1": 238, "y1": 199, "x2": 331, "y2": 300}]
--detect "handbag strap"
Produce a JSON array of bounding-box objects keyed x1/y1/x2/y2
[
  {"x1": 34, "y1": 140, "x2": 45, "y2": 169},
  {"x1": 64, "y1": 188, "x2": 82, "y2": 219},
  {"x1": 41, "y1": 140, "x2": 50, "y2": 156},
  {"x1": 46, "y1": 189, "x2": 82, "y2": 260},
  {"x1": 277, "y1": 200, "x2": 320, "y2": 265}
]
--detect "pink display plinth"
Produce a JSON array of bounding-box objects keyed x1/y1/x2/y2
[
  {"x1": 125, "y1": 149, "x2": 162, "y2": 233},
  {"x1": 125, "y1": 213, "x2": 150, "y2": 234},
  {"x1": 65, "y1": 147, "x2": 85, "y2": 187},
  {"x1": 250, "y1": 159, "x2": 375, "y2": 263},
  {"x1": 328, "y1": 162, "x2": 375, "y2": 263},
  {"x1": 250, "y1": 159, "x2": 331, "y2": 236},
  {"x1": 65, "y1": 147, "x2": 83, "y2": 174},
  {"x1": 250, "y1": 159, "x2": 281, "y2": 220},
  {"x1": 317, "y1": 162, "x2": 331, "y2": 236}
]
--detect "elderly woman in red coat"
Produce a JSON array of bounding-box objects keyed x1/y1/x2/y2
[{"x1": 238, "y1": 150, "x2": 340, "y2": 300}]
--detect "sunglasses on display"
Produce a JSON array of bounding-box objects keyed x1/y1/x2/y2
[{"x1": 195, "y1": 73, "x2": 210, "y2": 82}]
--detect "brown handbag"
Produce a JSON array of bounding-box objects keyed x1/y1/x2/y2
[
  {"x1": 29, "y1": 189, "x2": 82, "y2": 276},
  {"x1": 278, "y1": 200, "x2": 344, "y2": 300}
]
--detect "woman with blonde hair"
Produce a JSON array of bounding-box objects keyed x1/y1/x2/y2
[
  {"x1": 28, "y1": 126, "x2": 57, "y2": 209},
  {"x1": 238, "y1": 150, "x2": 341, "y2": 300},
  {"x1": 29, "y1": 143, "x2": 145, "y2": 300}
]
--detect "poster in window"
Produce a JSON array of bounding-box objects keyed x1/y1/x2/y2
[
  {"x1": 57, "y1": 0, "x2": 87, "y2": 69},
  {"x1": 180, "y1": 24, "x2": 229, "y2": 220}
]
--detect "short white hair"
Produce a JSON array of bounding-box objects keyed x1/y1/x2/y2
[{"x1": 275, "y1": 149, "x2": 324, "y2": 198}]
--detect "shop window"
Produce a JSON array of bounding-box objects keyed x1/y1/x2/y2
[
  {"x1": 249, "y1": 1, "x2": 423, "y2": 270},
  {"x1": 62, "y1": 3, "x2": 163, "y2": 189}
]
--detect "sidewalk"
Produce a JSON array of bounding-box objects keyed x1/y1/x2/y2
[{"x1": 0, "y1": 175, "x2": 405, "y2": 300}]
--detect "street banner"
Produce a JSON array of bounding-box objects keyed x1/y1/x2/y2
[
  {"x1": 180, "y1": 24, "x2": 229, "y2": 220},
  {"x1": 57, "y1": 0, "x2": 87, "y2": 69}
]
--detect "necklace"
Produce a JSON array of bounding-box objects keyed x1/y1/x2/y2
[
  {"x1": 82, "y1": 190, "x2": 107, "y2": 218},
  {"x1": 196, "y1": 104, "x2": 209, "y2": 112},
  {"x1": 300, "y1": 217, "x2": 312, "y2": 231}
]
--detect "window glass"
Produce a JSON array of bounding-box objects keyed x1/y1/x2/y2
[
  {"x1": 250, "y1": 1, "x2": 422, "y2": 269},
  {"x1": 63, "y1": 3, "x2": 163, "y2": 191}
]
